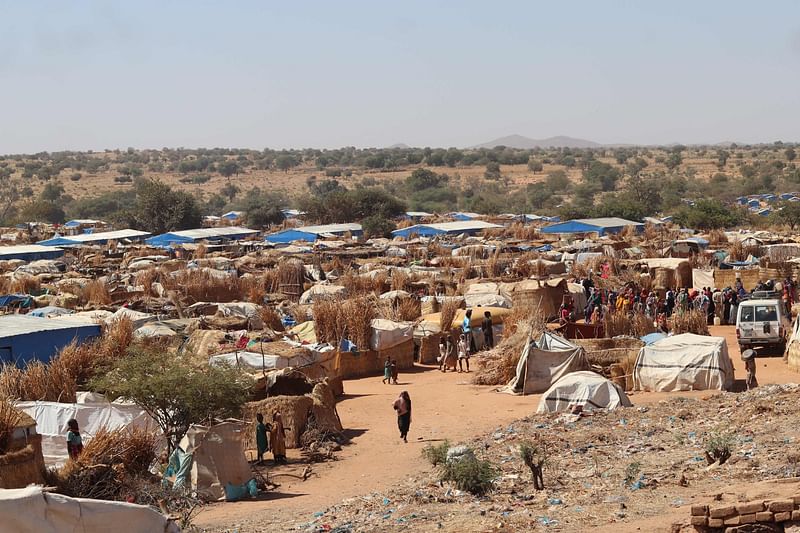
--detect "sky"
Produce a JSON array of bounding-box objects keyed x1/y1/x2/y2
[{"x1": 1, "y1": 1, "x2": 799, "y2": 153}]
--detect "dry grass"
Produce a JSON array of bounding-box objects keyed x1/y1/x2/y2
[
  {"x1": 9, "y1": 274, "x2": 40, "y2": 295},
  {"x1": 378, "y1": 298, "x2": 421, "y2": 322},
  {"x1": 439, "y1": 298, "x2": 461, "y2": 332},
  {"x1": 473, "y1": 326, "x2": 533, "y2": 386},
  {"x1": 80, "y1": 279, "x2": 112, "y2": 306},
  {"x1": 603, "y1": 311, "x2": 656, "y2": 338},
  {"x1": 668, "y1": 309, "x2": 709, "y2": 335},
  {"x1": 161, "y1": 268, "x2": 242, "y2": 303},
  {"x1": 0, "y1": 400, "x2": 23, "y2": 453},
  {"x1": 135, "y1": 267, "x2": 159, "y2": 297},
  {"x1": 313, "y1": 296, "x2": 377, "y2": 348},
  {"x1": 340, "y1": 270, "x2": 377, "y2": 296},
  {"x1": 259, "y1": 306, "x2": 284, "y2": 331},
  {"x1": 707, "y1": 229, "x2": 728, "y2": 246}
]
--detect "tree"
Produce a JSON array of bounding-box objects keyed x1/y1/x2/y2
[
  {"x1": 92, "y1": 347, "x2": 252, "y2": 451},
  {"x1": 583, "y1": 161, "x2": 620, "y2": 192},
  {"x1": 275, "y1": 154, "x2": 299, "y2": 172},
  {"x1": 218, "y1": 160, "x2": 240, "y2": 178},
  {"x1": 775, "y1": 201, "x2": 800, "y2": 229},
  {"x1": 484, "y1": 161, "x2": 502, "y2": 180},
  {"x1": 545, "y1": 170, "x2": 570, "y2": 192},
  {"x1": 787, "y1": 148, "x2": 797, "y2": 162},
  {"x1": 19, "y1": 199, "x2": 65, "y2": 224},
  {"x1": 716, "y1": 150, "x2": 729, "y2": 169},
  {"x1": 40, "y1": 181, "x2": 64, "y2": 202},
  {"x1": 665, "y1": 152, "x2": 682, "y2": 170},
  {"x1": 361, "y1": 214, "x2": 396, "y2": 238},
  {"x1": 125, "y1": 178, "x2": 202, "y2": 234},
  {"x1": 220, "y1": 182, "x2": 240, "y2": 201},
  {"x1": 672, "y1": 199, "x2": 742, "y2": 230},
  {"x1": 405, "y1": 168, "x2": 446, "y2": 191},
  {"x1": 527, "y1": 158, "x2": 543, "y2": 173}
]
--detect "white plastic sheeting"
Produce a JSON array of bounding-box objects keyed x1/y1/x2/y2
[
  {"x1": 209, "y1": 350, "x2": 321, "y2": 371},
  {"x1": 633, "y1": 333, "x2": 735, "y2": 392},
  {"x1": 536, "y1": 371, "x2": 632, "y2": 413},
  {"x1": 16, "y1": 400, "x2": 158, "y2": 465},
  {"x1": 370, "y1": 319, "x2": 414, "y2": 351},
  {"x1": 0, "y1": 486, "x2": 179, "y2": 533},
  {"x1": 503, "y1": 332, "x2": 590, "y2": 395}
]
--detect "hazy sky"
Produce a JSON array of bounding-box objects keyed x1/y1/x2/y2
[{"x1": 2, "y1": 1, "x2": 799, "y2": 153}]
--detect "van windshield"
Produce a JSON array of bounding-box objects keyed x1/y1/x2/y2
[
  {"x1": 755, "y1": 306, "x2": 778, "y2": 322},
  {"x1": 740, "y1": 307, "x2": 754, "y2": 322}
]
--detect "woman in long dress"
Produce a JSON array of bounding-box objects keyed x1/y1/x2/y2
[
  {"x1": 393, "y1": 391, "x2": 412, "y2": 443},
  {"x1": 270, "y1": 412, "x2": 288, "y2": 464}
]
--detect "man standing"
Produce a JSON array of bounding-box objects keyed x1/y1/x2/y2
[{"x1": 481, "y1": 311, "x2": 494, "y2": 350}]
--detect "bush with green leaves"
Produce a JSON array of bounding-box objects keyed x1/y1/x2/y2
[
  {"x1": 422, "y1": 440, "x2": 450, "y2": 467},
  {"x1": 442, "y1": 455, "x2": 497, "y2": 495},
  {"x1": 705, "y1": 431, "x2": 734, "y2": 465}
]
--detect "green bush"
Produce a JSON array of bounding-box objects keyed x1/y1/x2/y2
[
  {"x1": 422, "y1": 440, "x2": 450, "y2": 466},
  {"x1": 705, "y1": 431, "x2": 734, "y2": 465},
  {"x1": 442, "y1": 456, "x2": 497, "y2": 496}
]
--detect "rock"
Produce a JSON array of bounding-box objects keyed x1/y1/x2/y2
[
  {"x1": 691, "y1": 504, "x2": 709, "y2": 516},
  {"x1": 768, "y1": 500, "x2": 794, "y2": 513},
  {"x1": 446, "y1": 446, "x2": 475, "y2": 464},
  {"x1": 736, "y1": 502, "x2": 765, "y2": 514},
  {"x1": 710, "y1": 506, "x2": 737, "y2": 519}
]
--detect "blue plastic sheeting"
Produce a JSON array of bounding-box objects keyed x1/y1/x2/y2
[
  {"x1": 0, "y1": 248, "x2": 64, "y2": 261},
  {"x1": 391, "y1": 226, "x2": 446, "y2": 239},
  {"x1": 265, "y1": 229, "x2": 319, "y2": 243},
  {"x1": 0, "y1": 316, "x2": 101, "y2": 366},
  {"x1": 536, "y1": 244, "x2": 553, "y2": 252},
  {"x1": 641, "y1": 332, "x2": 667, "y2": 345},
  {"x1": 541, "y1": 219, "x2": 643, "y2": 236},
  {"x1": 144, "y1": 233, "x2": 195, "y2": 248},
  {"x1": 28, "y1": 306, "x2": 73, "y2": 318},
  {"x1": 0, "y1": 294, "x2": 31, "y2": 307},
  {"x1": 36, "y1": 236, "x2": 81, "y2": 246}
]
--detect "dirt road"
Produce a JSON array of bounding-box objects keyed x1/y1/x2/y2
[{"x1": 194, "y1": 326, "x2": 800, "y2": 531}]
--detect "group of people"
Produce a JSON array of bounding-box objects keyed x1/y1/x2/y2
[
  {"x1": 255, "y1": 411, "x2": 288, "y2": 465},
  {"x1": 436, "y1": 309, "x2": 495, "y2": 373},
  {"x1": 382, "y1": 358, "x2": 400, "y2": 384}
]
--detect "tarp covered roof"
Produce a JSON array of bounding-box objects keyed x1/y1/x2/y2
[
  {"x1": 266, "y1": 223, "x2": 362, "y2": 243},
  {"x1": 392, "y1": 220, "x2": 502, "y2": 238},
  {"x1": 0, "y1": 244, "x2": 65, "y2": 261},
  {"x1": 540, "y1": 217, "x2": 644, "y2": 236},
  {"x1": 145, "y1": 226, "x2": 257, "y2": 247},
  {"x1": 38, "y1": 229, "x2": 151, "y2": 246}
]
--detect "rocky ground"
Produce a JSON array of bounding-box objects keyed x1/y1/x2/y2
[{"x1": 259, "y1": 384, "x2": 800, "y2": 533}]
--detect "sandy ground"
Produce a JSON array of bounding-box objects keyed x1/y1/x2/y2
[{"x1": 193, "y1": 325, "x2": 800, "y2": 531}]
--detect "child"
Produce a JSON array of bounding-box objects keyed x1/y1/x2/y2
[
  {"x1": 270, "y1": 412, "x2": 288, "y2": 464},
  {"x1": 382, "y1": 356, "x2": 392, "y2": 384},
  {"x1": 457, "y1": 333, "x2": 470, "y2": 373},
  {"x1": 66, "y1": 418, "x2": 83, "y2": 460},
  {"x1": 390, "y1": 359, "x2": 398, "y2": 384},
  {"x1": 742, "y1": 349, "x2": 758, "y2": 390},
  {"x1": 255, "y1": 413, "x2": 270, "y2": 465}
]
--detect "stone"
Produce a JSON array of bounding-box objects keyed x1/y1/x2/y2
[
  {"x1": 740, "y1": 514, "x2": 756, "y2": 524},
  {"x1": 736, "y1": 501, "x2": 765, "y2": 514},
  {"x1": 724, "y1": 515, "x2": 741, "y2": 526},
  {"x1": 785, "y1": 520, "x2": 800, "y2": 532},
  {"x1": 690, "y1": 516, "x2": 707, "y2": 526},
  {"x1": 768, "y1": 500, "x2": 794, "y2": 513},
  {"x1": 711, "y1": 506, "x2": 737, "y2": 518},
  {"x1": 691, "y1": 504, "x2": 709, "y2": 516},
  {"x1": 708, "y1": 518, "x2": 724, "y2": 528},
  {"x1": 775, "y1": 512, "x2": 792, "y2": 522},
  {"x1": 755, "y1": 511, "x2": 774, "y2": 522},
  {"x1": 793, "y1": 511, "x2": 800, "y2": 521}
]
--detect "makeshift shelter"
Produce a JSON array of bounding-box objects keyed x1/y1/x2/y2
[
  {"x1": 145, "y1": 226, "x2": 258, "y2": 248},
  {"x1": 0, "y1": 408, "x2": 44, "y2": 488},
  {"x1": 536, "y1": 371, "x2": 632, "y2": 413},
  {"x1": 179, "y1": 420, "x2": 254, "y2": 502},
  {"x1": 786, "y1": 316, "x2": 800, "y2": 373},
  {"x1": 0, "y1": 245, "x2": 64, "y2": 262},
  {"x1": 300, "y1": 284, "x2": 346, "y2": 304},
  {"x1": 503, "y1": 332, "x2": 590, "y2": 395},
  {"x1": 265, "y1": 223, "x2": 363, "y2": 244},
  {"x1": 37, "y1": 229, "x2": 151, "y2": 247},
  {"x1": 637, "y1": 258, "x2": 692, "y2": 289},
  {"x1": 0, "y1": 315, "x2": 101, "y2": 366},
  {"x1": 633, "y1": 333, "x2": 734, "y2": 392},
  {"x1": 500, "y1": 278, "x2": 568, "y2": 319},
  {"x1": 391, "y1": 220, "x2": 502, "y2": 239},
  {"x1": 0, "y1": 486, "x2": 179, "y2": 533},
  {"x1": 540, "y1": 217, "x2": 644, "y2": 236}
]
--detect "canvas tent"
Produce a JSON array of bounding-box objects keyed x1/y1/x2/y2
[
  {"x1": 633, "y1": 333, "x2": 734, "y2": 392},
  {"x1": 0, "y1": 486, "x2": 179, "y2": 533},
  {"x1": 179, "y1": 421, "x2": 254, "y2": 502},
  {"x1": 503, "y1": 331, "x2": 590, "y2": 395},
  {"x1": 536, "y1": 371, "x2": 632, "y2": 413}
]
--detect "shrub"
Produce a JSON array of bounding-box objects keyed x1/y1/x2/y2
[
  {"x1": 442, "y1": 455, "x2": 497, "y2": 495},
  {"x1": 705, "y1": 431, "x2": 734, "y2": 465},
  {"x1": 422, "y1": 440, "x2": 450, "y2": 466},
  {"x1": 519, "y1": 441, "x2": 546, "y2": 490}
]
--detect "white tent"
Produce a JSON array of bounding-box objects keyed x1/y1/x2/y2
[
  {"x1": 300, "y1": 284, "x2": 346, "y2": 304},
  {"x1": 537, "y1": 371, "x2": 632, "y2": 413},
  {"x1": 0, "y1": 486, "x2": 179, "y2": 533},
  {"x1": 503, "y1": 331, "x2": 590, "y2": 395},
  {"x1": 633, "y1": 333, "x2": 734, "y2": 392}
]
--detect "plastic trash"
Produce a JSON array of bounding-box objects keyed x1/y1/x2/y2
[{"x1": 548, "y1": 498, "x2": 563, "y2": 505}]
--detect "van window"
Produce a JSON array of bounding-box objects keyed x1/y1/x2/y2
[
  {"x1": 755, "y1": 305, "x2": 778, "y2": 322},
  {"x1": 740, "y1": 306, "x2": 753, "y2": 322}
]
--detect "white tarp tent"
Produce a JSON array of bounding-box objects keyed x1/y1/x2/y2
[
  {"x1": 209, "y1": 350, "x2": 321, "y2": 371},
  {"x1": 633, "y1": 333, "x2": 734, "y2": 392},
  {"x1": 0, "y1": 486, "x2": 179, "y2": 533},
  {"x1": 300, "y1": 284, "x2": 346, "y2": 304},
  {"x1": 16, "y1": 400, "x2": 158, "y2": 465},
  {"x1": 536, "y1": 371, "x2": 632, "y2": 413},
  {"x1": 370, "y1": 319, "x2": 414, "y2": 350},
  {"x1": 503, "y1": 331, "x2": 590, "y2": 395}
]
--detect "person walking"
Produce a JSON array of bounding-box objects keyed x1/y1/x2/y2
[
  {"x1": 462, "y1": 309, "x2": 476, "y2": 353},
  {"x1": 390, "y1": 359, "x2": 399, "y2": 385},
  {"x1": 481, "y1": 311, "x2": 494, "y2": 350},
  {"x1": 438, "y1": 336, "x2": 455, "y2": 372},
  {"x1": 382, "y1": 356, "x2": 391, "y2": 384},
  {"x1": 457, "y1": 333, "x2": 470, "y2": 372},
  {"x1": 742, "y1": 349, "x2": 758, "y2": 390},
  {"x1": 393, "y1": 391, "x2": 412, "y2": 443}
]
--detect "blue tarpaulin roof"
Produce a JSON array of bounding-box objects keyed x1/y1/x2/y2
[
  {"x1": 0, "y1": 315, "x2": 101, "y2": 366},
  {"x1": 265, "y1": 229, "x2": 320, "y2": 243},
  {"x1": 540, "y1": 217, "x2": 644, "y2": 236}
]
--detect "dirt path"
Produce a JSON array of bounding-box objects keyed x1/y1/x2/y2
[{"x1": 194, "y1": 326, "x2": 800, "y2": 531}]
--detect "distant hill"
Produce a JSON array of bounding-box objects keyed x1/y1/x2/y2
[
  {"x1": 387, "y1": 143, "x2": 410, "y2": 149},
  {"x1": 473, "y1": 134, "x2": 602, "y2": 149}
]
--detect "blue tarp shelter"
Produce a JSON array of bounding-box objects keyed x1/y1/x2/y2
[
  {"x1": 0, "y1": 245, "x2": 65, "y2": 262},
  {"x1": 0, "y1": 315, "x2": 101, "y2": 366},
  {"x1": 145, "y1": 226, "x2": 258, "y2": 248},
  {"x1": 540, "y1": 217, "x2": 644, "y2": 237},
  {"x1": 265, "y1": 223, "x2": 363, "y2": 244},
  {"x1": 391, "y1": 220, "x2": 502, "y2": 239},
  {"x1": 38, "y1": 229, "x2": 151, "y2": 247}
]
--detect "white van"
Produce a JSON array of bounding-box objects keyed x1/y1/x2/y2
[{"x1": 736, "y1": 299, "x2": 791, "y2": 352}]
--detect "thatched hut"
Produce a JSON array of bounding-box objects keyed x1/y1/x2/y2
[{"x1": 0, "y1": 409, "x2": 45, "y2": 488}]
